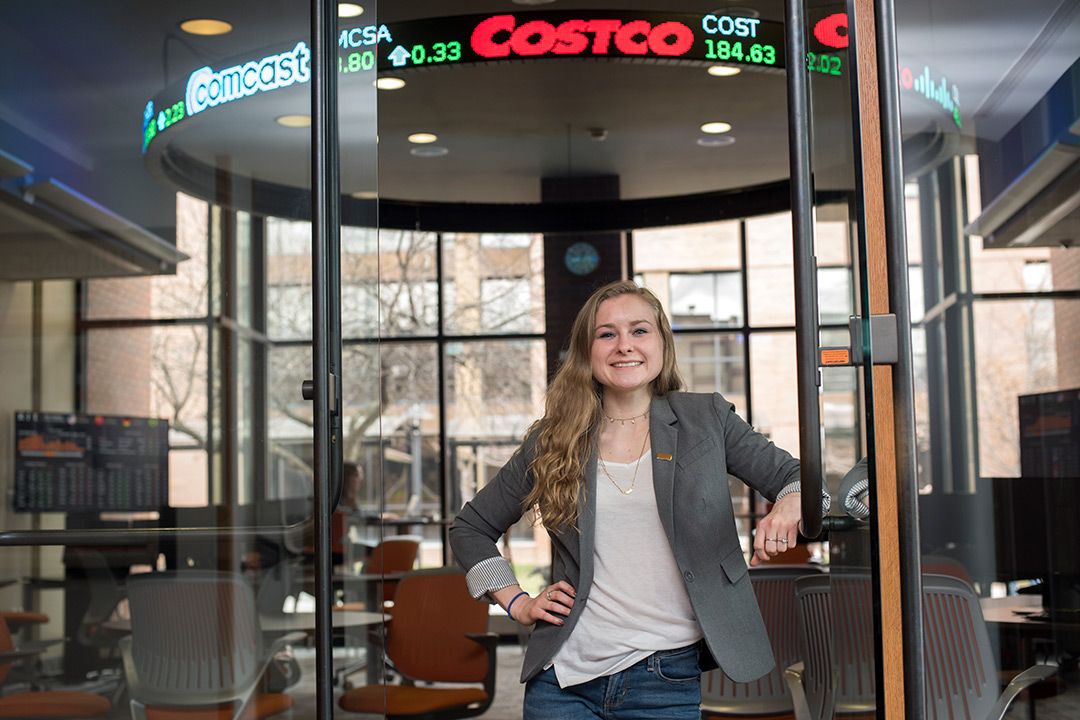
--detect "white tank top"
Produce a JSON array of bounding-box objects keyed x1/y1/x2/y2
[{"x1": 550, "y1": 451, "x2": 703, "y2": 687}]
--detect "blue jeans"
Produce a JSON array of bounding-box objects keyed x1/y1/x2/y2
[{"x1": 523, "y1": 643, "x2": 702, "y2": 719}]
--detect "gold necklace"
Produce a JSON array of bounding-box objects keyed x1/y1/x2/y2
[
  {"x1": 601, "y1": 408, "x2": 650, "y2": 425},
  {"x1": 598, "y1": 428, "x2": 651, "y2": 495}
]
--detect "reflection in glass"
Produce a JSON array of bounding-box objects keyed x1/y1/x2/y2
[
  {"x1": 445, "y1": 339, "x2": 547, "y2": 592},
  {"x1": 746, "y1": 213, "x2": 796, "y2": 327},
  {"x1": 442, "y1": 232, "x2": 545, "y2": 335}
]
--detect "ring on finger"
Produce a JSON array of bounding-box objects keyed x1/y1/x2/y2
[
  {"x1": 779, "y1": 538, "x2": 788, "y2": 544},
  {"x1": 546, "y1": 590, "x2": 553, "y2": 600}
]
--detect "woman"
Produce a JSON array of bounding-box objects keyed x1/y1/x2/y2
[{"x1": 449, "y1": 280, "x2": 820, "y2": 719}]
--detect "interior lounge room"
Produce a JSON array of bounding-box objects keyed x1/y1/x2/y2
[{"x1": 1, "y1": 1, "x2": 1078, "y2": 718}]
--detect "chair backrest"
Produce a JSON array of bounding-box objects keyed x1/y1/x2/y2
[
  {"x1": 384, "y1": 567, "x2": 489, "y2": 684},
  {"x1": 794, "y1": 572, "x2": 1000, "y2": 720},
  {"x1": 364, "y1": 535, "x2": 421, "y2": 604},
  {"x1": 125, "y1": 570, "x2": 264, "y2": 706},
  {"x1": 921, "y1": 573, "x2": 999, "y2": 720},
  {"x1": 793, "y1": 572, "x2": 877, "y2": 719},
  {"x1": 702, "y1": 565, "x2": 822, "y2": 716}
]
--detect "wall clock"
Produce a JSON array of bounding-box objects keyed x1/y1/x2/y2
[{"x1": 564, "y1": 241, "x2": 600, "y2": 276}]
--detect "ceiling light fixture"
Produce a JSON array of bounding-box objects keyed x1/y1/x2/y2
[
  {"x1": 410, "y1": 146, "x2": 449, "y2": 157},
  {"x1": 408, "y1": 133, "x2": 438, "y2": 144},
  {"x1": 376, "y1": 77, "x2": 406, "y2": 90},
  {"x1": 707, "y1": 65, "x2": 741, "y2": 77},
  {"x1": 179, "y1": 19, "x2": 233, "y2": 36},
  {"x1": 512, "y1": 0, "x2": 558, "y2": 5},
  {"x1": 700, "y1": 122, "x2": 732, "y2": 134},
  {"x1": 351, "y1": 190, "x2": 378, "y2": 199},
  {"x1": 338, "y1": 3, "x2": 364, "y2": 17},
  {"x1": 276, "y1": 114, "x2": 312, "y2": 128}
]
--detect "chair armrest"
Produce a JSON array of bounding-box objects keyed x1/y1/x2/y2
[
  {"x1": 986, "y1": 665, "x2": 1057, "y2": 720},
  {"x1": 784, "y1": 662, "x2": 813, "y2": 720},
  {"x1": 465, "y1": 632, "x2": 500, "y2": 699},
  {"x1": 16, "y1": 638, "x2": 63, "y2": 653},
  {"x1": 267, "y1": 631, "x2": 309, "y2": 653},
  {"x1": 118, "y1": 635, "x2": 144, "y2": 699}
]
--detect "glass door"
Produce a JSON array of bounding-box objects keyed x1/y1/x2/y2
[
  {"x1": 894, "y1": 0, "x2": 1080, "y2": 718},
  {"x1": 785, "y1": 0, "x2": 922, "y2": 716},
  {"x1": 791, "y1": 0, "x2": 1080, "y2": 716},
  {"x1": 0, "y1": 2, "x2": 375, "y2": 718}
]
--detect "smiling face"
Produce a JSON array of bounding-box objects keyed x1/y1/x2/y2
[{"x1": 590, "y1": 294, "x2": 665, "y2": 397}]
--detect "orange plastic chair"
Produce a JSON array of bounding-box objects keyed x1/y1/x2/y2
[
  {"x1": 0, "y1": 616, "x2": 110, "y2": 718},
  {"x1": 338, "y1": 567, "x2": 497, "y2": 719}
]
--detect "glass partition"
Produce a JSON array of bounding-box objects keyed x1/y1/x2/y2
[{"x1": 0, "y1": 1, "x2": 379, "y2": 715}]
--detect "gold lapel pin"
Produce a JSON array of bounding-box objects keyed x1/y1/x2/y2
[{"x1": 656, "y1": 452, "x2": 673, "y2": 461}]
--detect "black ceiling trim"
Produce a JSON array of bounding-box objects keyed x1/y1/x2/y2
[{"x1": 158, "y1": 145, "x2": 845, "y2": 232}]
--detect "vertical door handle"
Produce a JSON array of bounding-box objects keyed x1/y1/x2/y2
[{"x1": 783, "y1": 0, "x2": 824, "y2": 539}]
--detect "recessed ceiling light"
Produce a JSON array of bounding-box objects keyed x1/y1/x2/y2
[
  {"x1": 339, "y1": 3, "x2": 364, "y2": 17},
  {"x1": 512, "y1": 0, "x2": 557, "y2": 5},
  {"x1": 276, "y1": 114, "x2": 311, "y2": 128},
  {"x1": 351, "y1": 190, "x2": 378, "y2": 199},
  {"x1": 698, "y1": 135, "x2": 736, "y2": 147},
  {"x1": 179, "y1": 19, "x2": 233, "y2": 36},
  {"x1": 408, "y1": 133, "x2": 438, "y2": 144},
  {"x1": 376, "y1": 77, "x2": 406, "y2": 90},
  {"x1": 707, "y1": 65, "x2": 741, "y2": 77},
  {"x1": 410, "y1": 146, "x2": 449, "y2": 157},
  {"x1": 701, "y1": 122, "x2": 732, "y2": 134}
]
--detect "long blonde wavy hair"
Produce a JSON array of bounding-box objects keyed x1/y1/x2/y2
[{"x1": 522, "y1": 280, "x2": 684, "y2": 530}]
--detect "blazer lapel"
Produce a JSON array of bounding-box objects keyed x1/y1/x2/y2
[{"x1": 650, "y1": 396, "x2": 679, "y2": 542}]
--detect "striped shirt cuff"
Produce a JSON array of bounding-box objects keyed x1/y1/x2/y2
[
  {"x1": 775, "y1": 480, "x2": 832, "y2": 514},
  {"x1": 464, "y1": 556, "x2": 519, "y2": 603},
  {"x1": 843, "y1": 478, "x2": 871, "y2": 518}
]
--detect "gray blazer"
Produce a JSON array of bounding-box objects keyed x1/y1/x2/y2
[{"x1": 449, "y1": 392, "x2": 800, "y2": 683}]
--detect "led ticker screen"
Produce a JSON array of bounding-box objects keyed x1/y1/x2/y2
[
  {"x1": 376, "y1": 12, "x2": 786, "y2": 72},
  {"x1": 14, "y1": 412, "x2": 169, "y2": 513},
  {"x1": 142, "y1": 11, "x2": 797, "y2": 153}
]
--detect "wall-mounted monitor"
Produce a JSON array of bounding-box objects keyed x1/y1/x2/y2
[{"x1": 14, "y1": 411, "x2": 169, "y2": 512}]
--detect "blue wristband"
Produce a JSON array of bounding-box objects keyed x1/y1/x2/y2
[{"x1": 506, "y1": 591, "x2": 528, "y2": 621}]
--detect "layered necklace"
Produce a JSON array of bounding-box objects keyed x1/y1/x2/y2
[
  {"x1": 598, "y1": 427, "x2": 651, "y2": 496},
  {"x1": 601, "y1": 409, "x2": 650, "y2": 425}
]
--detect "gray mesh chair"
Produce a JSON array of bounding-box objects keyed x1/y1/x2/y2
[
  {"x1": 120, "y1": 570, "x2": 306, "y2": 720},
  {"x1": 786, "y1": 573, "x2": 876, "y2": 720},
  {"x1": 786, "y1": 573, "x2": 1056, "y2": 720},
  {"x1": 921, "y1": 573, "x2": 1055, "y2": 720},
  {"x1": 701, "y1": 565, "x2": 823, "y2": 718}
]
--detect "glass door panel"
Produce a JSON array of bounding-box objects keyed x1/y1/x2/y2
[
  {"x1": 0, "y1": 3, "x2": 372, "y2": 717},
  {"x1": 896, "y1": 0, "x2": 1080, "y2": 715}
]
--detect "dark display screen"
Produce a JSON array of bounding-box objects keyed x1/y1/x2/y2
[{"x1": 14, "y1": 412, "x2": 169, "y2": 512}]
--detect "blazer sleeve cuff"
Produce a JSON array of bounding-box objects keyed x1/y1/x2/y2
[{"x1": 464, "y1": 556, "x2": 519, "y2": 602}]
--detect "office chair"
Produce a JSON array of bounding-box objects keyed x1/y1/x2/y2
[
  {"x1": 701, "y1": 565, "x2": 823, "y2": 719},
  {"x1": 786, "y1": 573, "x2": 1057, "y2": 720},
  {"x1": 332, "y1": 535, "x2": 422, "y2": 688},
  {"x1": 0, "y1": 615, "x2": 110, "y2": 718},
  {"x1": 336, "y1": 534, "x2": 422, "y2": 610},
  {"x1": 337, "y1": 567, "x2": 498, "y2": 720},
  {"x1": 120, "y1": 570, "x2": 306, "y2": 720}
]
